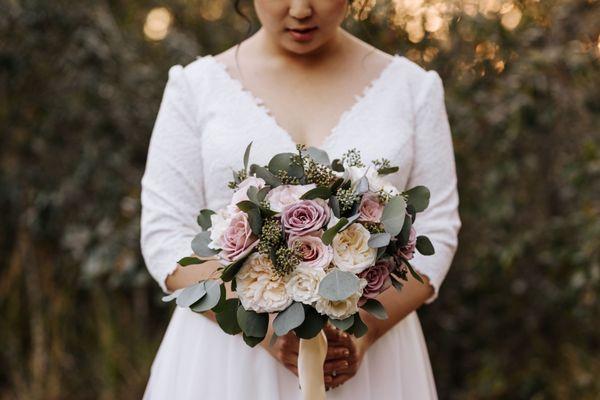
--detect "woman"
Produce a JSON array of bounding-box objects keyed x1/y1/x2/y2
[{"x1": 140, "y1": 0, "x2": 461, "y2": 398}]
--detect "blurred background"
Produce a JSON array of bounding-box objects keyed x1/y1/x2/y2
[{"x1": 1, "y1": 0, "x2": 599, "y2": 398}]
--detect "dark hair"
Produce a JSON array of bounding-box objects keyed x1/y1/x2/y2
[{"x1": 231, "y1": 0, "x2": 377, "y2": 75}]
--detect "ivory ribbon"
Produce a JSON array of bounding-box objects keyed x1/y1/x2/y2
[{"x1": 298, "y1": 331, "x2": 328, "y2": 400}]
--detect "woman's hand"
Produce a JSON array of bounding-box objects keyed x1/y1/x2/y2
[
  {"x1": 323, "y1": 322, "x2": 376, "y2": 390},
  {"x1": 261, "y1": 320, "x2": 353, "y2": 378}
]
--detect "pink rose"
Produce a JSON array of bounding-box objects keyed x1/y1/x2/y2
[
  {"x1": 397, "y1": 226, "x2": 417, "y2": 260},
  {"x1": 265, "y1": 184, "x2": 316, "y2": 212},
  {"x1": 281, "y1": 199, "x2": 330, "y2": 236},
  {"x1": 358, "y1": 192, "x2": 384, "y2": 223},
  {"x1": 218, "y1": 212, "x2": 259, "y2": 263},
  {"x1": 230, "y1": 176, "x2": 266, "y2": 207},
  {"x1": 287, "y1": 232, "x2": 333, "y2": 271},
  {"x1": 357, "y1": 258, "x2": 394, "y2": 306}
]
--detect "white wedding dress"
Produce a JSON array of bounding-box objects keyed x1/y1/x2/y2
[{"x1": 140, "y1": 53, "x2": 461, "y2": 400}]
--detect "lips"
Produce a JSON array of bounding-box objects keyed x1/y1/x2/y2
[{"x1": 286, "y1": 27, "x2": 318, "y2": 33}]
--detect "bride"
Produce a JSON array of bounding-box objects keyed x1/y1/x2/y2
[{"x1": 140, "y1": 0, "x2": 461, "y2": 398}]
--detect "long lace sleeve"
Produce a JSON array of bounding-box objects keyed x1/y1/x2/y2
[
  {"x1": 140, "y1": 65, "x2": 206, "y2": 294},
  {"x1": 407, "y1": 70, "x2": 462, "y2": 304}
]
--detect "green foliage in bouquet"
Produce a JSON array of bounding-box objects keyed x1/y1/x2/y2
[{"x1": 163, "y1": 142, "x2": 435, "y2": 347}]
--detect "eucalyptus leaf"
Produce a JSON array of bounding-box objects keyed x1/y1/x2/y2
[
  {"x1": 322, "y1": 217, "x2": 348, "y2": 245},
  {"x1": 318, "y1": 268, "x2": 361, "y2": 301},
  {"x1": 404, "y1": 186, "x2": 430, "y2": 212},
  {"x1": 329, "y1": 315, "x2": 354, "y2": 331},
  {"x1": 331, "y1": 159, "x2": 344, "y2": 172},
  {"x1": 216, "y1": 299, "x2": 242, "y2": 335},
  {"x1": 300, "y1": 186, "x2": 331, "y2": 200},
  {"x1": 381, "y1": 195, "x2": 408, "y2": 236},
  {"x1": 242, "y1": 333, "x2": 264, "y2": 347},
  {"x1": 197, "y1": 209, "x2": 215, "y2": 230},
  {"x1": 268, "y1": 332, "x2": 279, "y2": 347},
  {"x1": 250, "y1": 164, "x2": 282, "y2": 187},
  {"x1": 243, "y1": 141, "x2": 253, "y2": 171},
  {"x1": 273, "y1": 302, "x2": 305, "y2": 336},
  {"x1": 221, "y1": 256, "x2": 247, "y2": 282},
  {"x1": 294, "y1": 305, "x2": 327, "y2": 339},
  {"x1": 257, "y1": 186, "x2": 271, "y2": 202},
  {"x1": 328, "y1": 196, "x2": 341, "y2": 218},
  {"x1": 360, "y1": 299, "x2": 388, "y2": 320},
  {"x1": 211, "y1": 283, "x2": 227, "y2": 313},
  {"x1": 399, "y1": 214, "x2": 413, "y2": 245},
  {"x1": 340, "y1": 214, "x2": 360, "y2": 231},
  {"x1": 304, "y1": 146, "x2": 330, "y2": 165},
  {"x1": 237, "y1": 306, "x2": 269, "y2": 338},
  {"x1": 191, "y1": 231, "x2": 219, "y2": 257},
  {"x1": 176, "y1": 282, "x2": 206, "y2": 308},
  {"x1": 177, "y1": 257, "x2": 209, "y2": 267},
  {"x1": 377, "y1": 166, "x2": 399, "y2": 175},
  {"x1": 268, "y1": 153, "x2": 303, "y2": 178},
  {"x1": 246, "y1": 186, "x2": 259, "y2": 204},
  {"x1": 190, "y1": 280, "x2": 221, "y2": 312},
  {"x1": 367, "y1": 232, "x2": 391, "y2": 248},
  {"x1": 390, "y1": 276, "x2": 404, "y2": 291},
  {"x1": 348, "y1": 312, "x2": 368, "y2": 338},
  {"x1": 161, "y1": 288, "x2": 183, "y2": 303},
  {"x1": 399, "y1": 258, "x2": 425, "y2": 284},
  {"x1": 416, "y1": 236, "x2": 435, "y2": 255}
]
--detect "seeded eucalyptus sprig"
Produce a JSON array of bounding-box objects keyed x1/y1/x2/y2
[{"x1": 341, "y1": 148, "x2": 365, "y2": 168}]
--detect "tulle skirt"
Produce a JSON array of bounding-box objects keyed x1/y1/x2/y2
[{"x1": 143, "y1": 306, "x2": 438, "y2": 399}]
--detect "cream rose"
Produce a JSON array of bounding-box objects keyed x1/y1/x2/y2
[
  {"x1": 331, "y1": 223, "x2": 377, "y2": 274},
  {"x1": 235, "y1": 253, "x2": 292, "y2": 313},
  {"x1": 285, "y1": 267, "x2": 326, "y2": 305},
  {"x1": 314, "y1": 278, "x2": 367, "y2": 320},
  {"x1": 265, "y1": 184, "x2": 316, "y2": 212},
  {"x1": 208, "y1": 208, "x2": 234, "y2": 250}
]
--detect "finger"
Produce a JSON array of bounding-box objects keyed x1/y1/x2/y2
[
  {"x1": 279, "y1": 350, "x2": 298, "y2": 365},
  {"x1": 325, "y1": 346, "x2": 350, "y2": 360},
  {"x1": 330, "y1": 373, "x2": 353, "y2": 388},
  {"x1": 284, "y1": 363, "x2": 298, "y2": 376},
  {"x1": 323, "y1": 359, "x2": 349, "y2": 373}
]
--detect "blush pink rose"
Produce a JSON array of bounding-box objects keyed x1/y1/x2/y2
[
  {"x1": 358, "y1": 192, "x2": 384, "y2": 223},
  {"x1": 230, "y1": 176, "x2": 266, "y2": 207},
  {"x1": 218, "y1": 212, "x2": 259, "y2": 263},
  {"x1": 281, "y1": 199, "x2": 330, "y2": 236},
  {"x1": 357, "y1": 258, "x2": 394, "y2": 306},
  {"x1": 265, "y1": 184, "x2": 316, "y2": 212},
  {"x1": 397, "y1": 226, "x2": 417, "y2": 260},
  {"x1": 287, "y1": 232, "x2": 333, "y2": 271}
]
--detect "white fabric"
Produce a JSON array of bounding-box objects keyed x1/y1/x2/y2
[{"x1": 141, "y1": 53, "x2": 461, "y2": 399}]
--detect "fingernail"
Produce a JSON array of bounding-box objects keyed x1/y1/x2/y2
[
  {"x1": 342, "y1": 361, "x2": 348, "y2": 367},
  {"x1": 343, "y1": 349, "x2": 350, "y2": 356}
]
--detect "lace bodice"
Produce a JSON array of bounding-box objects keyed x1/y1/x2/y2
[{"x1": 140, "y1": 53, "x2": 461, "y2": 304}]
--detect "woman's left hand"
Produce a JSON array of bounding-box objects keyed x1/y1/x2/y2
[{"x1": 323, "y1": 322, "x2": 376, "y2": 390}]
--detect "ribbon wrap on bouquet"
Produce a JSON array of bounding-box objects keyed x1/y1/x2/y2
[{"x1": 298, "y1": 330, "x2": 328, "y2": 400}]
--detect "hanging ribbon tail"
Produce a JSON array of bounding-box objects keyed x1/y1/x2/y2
[{"x1": 298, "y1": 330, "x2": 328, "y2": 400}]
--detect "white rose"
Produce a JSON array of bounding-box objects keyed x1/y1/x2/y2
[
  {"x1": 208, "y1": 208, "x2": 234, "y2": 249},
  {"x1": 285, "y1": 267, "x2": 326, "y2": 305},
  {"x1": 314, "y1": 278, "x2": 367, "y2": 320},
  {"x1": 265, "y1": 184, "x2": 316, "y2": 212},
  {"x1": 334, "y1": 165, "x2": 366, "y2": 188},
  {"x1": 230, "y1": 176, "x2": 266, "y2": 207},
  {"x1": 331, "y1": 223, "x2": 377, "y2": 274},
  {"x1": 235, "y1": 253, "x2": 292, "y2": 313}
]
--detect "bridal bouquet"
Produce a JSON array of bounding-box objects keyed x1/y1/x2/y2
[{"x1": 163, "y1": 143, "x2": 434, "y2": 397}]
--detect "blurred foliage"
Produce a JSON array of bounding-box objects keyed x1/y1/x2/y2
[{"x1": 1, "y1": 0, "x2": 599, "y2": 398}]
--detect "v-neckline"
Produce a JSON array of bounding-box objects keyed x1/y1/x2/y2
[{"x1": 206, "y1": 53, "x2": 401, "y2": 150}]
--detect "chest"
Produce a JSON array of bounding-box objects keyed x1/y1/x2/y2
[{"x1": 195, "y1": 63, "x2": 417, "y2": 210}]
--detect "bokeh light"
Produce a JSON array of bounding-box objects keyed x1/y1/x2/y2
[{"x1": 144, "y1": 7, "x2": 173, "y2": 41}]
